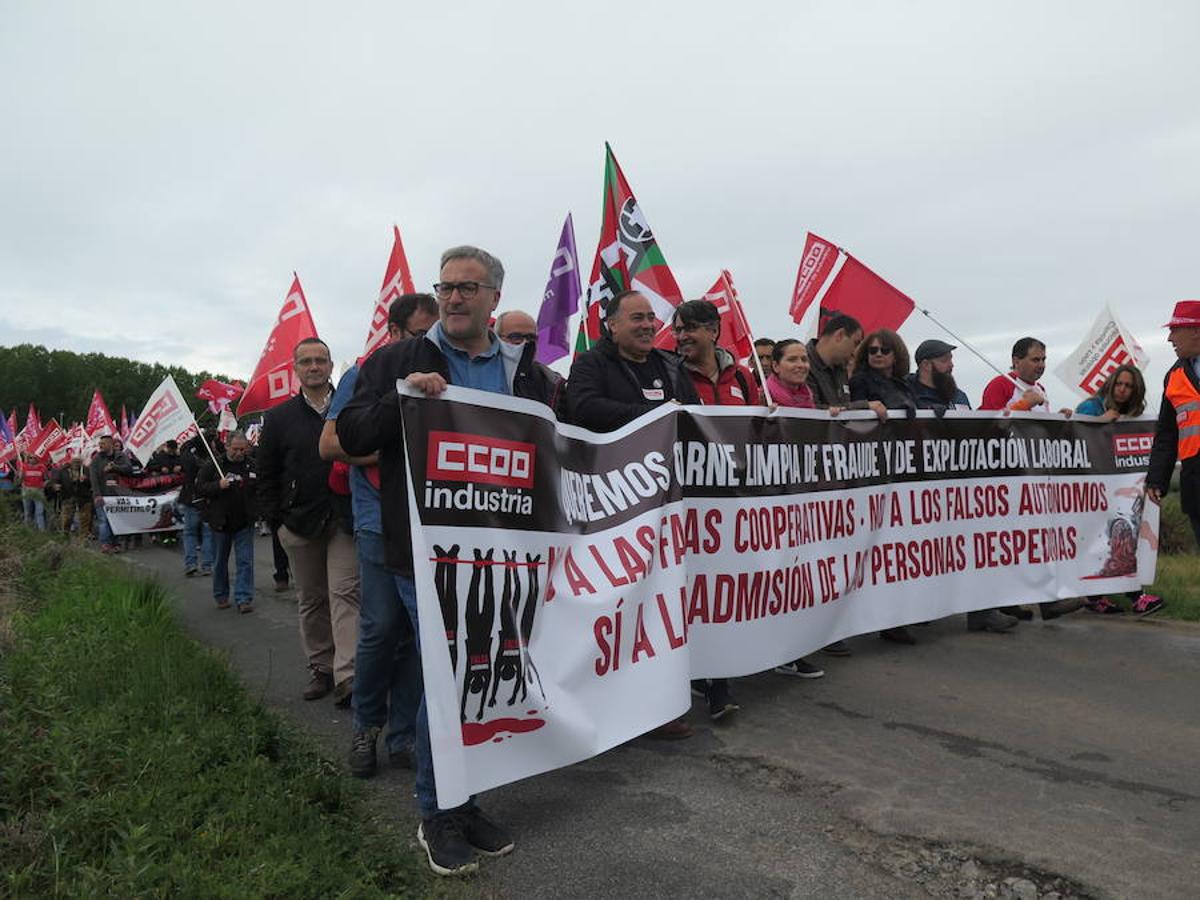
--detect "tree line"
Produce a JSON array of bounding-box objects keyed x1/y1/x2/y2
[{"x1": 0, "y1": 344, "x2": 237, "y2": 426}]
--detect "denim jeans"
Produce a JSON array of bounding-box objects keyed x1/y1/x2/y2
[
  {"x1": 22, "y1": 492, "x2": 46, "y2": 530},
  {"x1": 182, "y1": 504, "x2": 214, "y2": 571},
  {"x1": 354, "y1": 531, "x2": 421, "y2": 754},
  {"x1": 393, "y1": 573, "x2": 476, "y2": 820},
  {"x1": 94, "y1": 500, "x2": 114, "y2": 545},
  {"x1": 212, "y1": 526, "x2": 254, "y2": 606}
]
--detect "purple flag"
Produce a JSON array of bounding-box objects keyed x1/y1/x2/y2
[{"x1": 536, "y1": 213, "x2": 581, "y2": 365}]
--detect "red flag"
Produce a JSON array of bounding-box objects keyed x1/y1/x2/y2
[
  {"x1": 29, "y1": 418, "x2": 67, "y2": 461},
  {"x1": 26, "y1": 403, "x2": 42, "y2": 436},
  {"x1": 789, "y1": 232, "x2": 841, "y2": 324},
  {"x1": 6, "y1": 411, "x2": 16, "y2": 442},
  {"x1": 364, "y1": 225, "x2": 417, "y2": 358},
  {"x1": 789, "y1": 233, "x2": 914, "y2": 334},
  {"x1": 119, "y1": 405, "x2": 131, "y2": 442},
  {"x1": 817, "y1": 254, "x2": 915, "y2": 334},
  {"x1": 86, "y1": 390, "x2": 117, "y2": 438},
  {"x1": 653, "y1": 270, "x2": 754, "y2": 361},
  {"x1": 238, "y1": 274, "x2": 319, "y2": 417},
  {"x1": 196, "y1": 379, "x2": 245, "y2": 414}
]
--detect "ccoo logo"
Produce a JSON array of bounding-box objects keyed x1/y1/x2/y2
[{"x1": 428, "y1": 431, "x2": 536, "y2": 489}]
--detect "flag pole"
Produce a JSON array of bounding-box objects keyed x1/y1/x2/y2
[
  {"x1": 194, "y1": 419, "x2": 225, "y2": 479},
  {"x1": 916, "y1": 307, "x2": 1022, "y2": 386}
]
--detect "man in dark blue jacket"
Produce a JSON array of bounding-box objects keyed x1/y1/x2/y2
[{"x1": 338, "y1": 245, "x2": 560, "y2": 877}]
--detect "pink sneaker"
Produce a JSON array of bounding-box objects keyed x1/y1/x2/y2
[
  {"x1": 1085, "y1": 597, "x2": 1123, "y2": 615},
  {"x1": 1132, "y1": 593, "x2": 1164, "y2": 617}
]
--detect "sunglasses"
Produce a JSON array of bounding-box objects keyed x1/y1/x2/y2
[{"x1": 867, "y1": 346, "x2": 892, "y2": 356}]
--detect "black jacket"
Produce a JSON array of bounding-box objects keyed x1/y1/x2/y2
[
  {"x1": 850, "y1": 369, "x2": 917, "y2": 415},
  {"x1": 805, "y1": 339, "x2": 870, "y2": 411},
  {"x1": 1147, "y1": 359, "x2": 1200, "y2": 519},
  {"x1": 256, "y1": 389, "x2": 334, "y2": 539},
  {"x1": 196, "y1": 454, "x2": 257, "y2": 533},
  {"x1": 337, "y1": 333, "x2": 563, "y2": 574},
  {"x1": 565, "y1": 337, "x2": 700, "y2": 433},
  {"x1": 178, "y1": 436, "x2": 210, "y2": 507}
]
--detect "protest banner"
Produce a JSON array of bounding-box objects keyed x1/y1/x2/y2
[
  {"x1": 101, "y1": 489, "x2": 183, "y2": 535},
  {"x1": 1054, "y1": 304, "x2": 1150, "y2": 397},
  {"x1": 398, "y1": 387, "x2": 1158, "y2": 810}
]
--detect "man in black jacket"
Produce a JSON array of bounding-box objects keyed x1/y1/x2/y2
[
  {"x1": 179, "y1": 433, "x2": 215, "y2": 575},
  {"x1": 566, "y1": 289, "x2": 699, "y2": 432},
  {"x1": 257, "y1": 337, "x2": 360, "y2": 705},
  {"x1": 196, "y1": 431, "x2": 257, "y2": 613},
  {"x1": 338, "y1": 245, "x2": 558, "y2": 877}
]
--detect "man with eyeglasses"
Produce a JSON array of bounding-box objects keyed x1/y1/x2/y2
[
  {"x1": 495, "y1": 310, "x2": 538, "y2": 346},
  {"x1": 566, "y1": 289, "x2": 700, "y2": 433},
  {"x1": 338, "y1": 246, "x2": 563, "y2": 877},
  {"x1": 320, "y1": 293, "x2": 439, "y2": 782},
  {"x1": 257, "y1": 338, "x2": 361, "y2": 705}
]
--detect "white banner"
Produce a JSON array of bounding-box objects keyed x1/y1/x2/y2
[
  {"x1": 1055, "y1": 304, "x2": 1150, "y2": 397},
  {"x1": 400, "y1": 388, "x2": 1160, "y2": 810},
  {"x1": 126, "y1": 375, "x2": 199, "y2": 466},
  {"x1": 102, "y1": 490, "x2": 183, "y2": 535}
]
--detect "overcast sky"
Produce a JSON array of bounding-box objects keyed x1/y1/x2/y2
[{"x1": 3, "y1": 1, "x2": 1197, "y2": 408}]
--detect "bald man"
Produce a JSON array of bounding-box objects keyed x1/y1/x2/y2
[{"x1": 496, "y1": 310, "x2": 538, "y2": 346}]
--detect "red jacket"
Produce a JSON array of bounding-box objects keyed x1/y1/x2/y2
[{"x1": 686, "y1": 350, "x2": 761, "y2": 406}]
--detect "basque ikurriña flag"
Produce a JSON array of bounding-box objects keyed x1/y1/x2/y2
[
  {"x1": 535, "y1": 213, "x2": 581, "y2": 365},
  {"x1": 575, "y1": 144, "x2": 684, "y2": 355}
]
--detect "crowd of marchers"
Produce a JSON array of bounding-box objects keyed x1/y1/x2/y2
[{"x1": 7, "y1": 244, "x2": 1199, "y2": 880}]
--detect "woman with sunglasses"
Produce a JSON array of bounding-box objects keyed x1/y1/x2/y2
[
  {"x1": 849, "y1": 329, "x2": 918, "y2": 416},
  {"x1": 848, "y1": 329, "x2": 920, "y2": 645}
]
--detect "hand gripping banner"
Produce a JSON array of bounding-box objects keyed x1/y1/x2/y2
[{"x1": 400, "y1": 387, "x2": 1159, "y2": 809}]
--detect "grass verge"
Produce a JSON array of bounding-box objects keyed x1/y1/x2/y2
[
  {"x1": 0, "y1": 521, "x2": 435, "y2": 897},
  {"x1": 1149, "y1": 553, "x2": 1200, "y2": 622}
]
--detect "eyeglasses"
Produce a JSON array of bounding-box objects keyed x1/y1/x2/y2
[
  {"x1": 403, "y1": 328, "x2": 429, "y2": 339},
  {"x1": 433, "y1": 281, "x2": 496, "y2": 300},
  {"x1": 867, "y1": 346, "x2": 892, "y2": 356},
  {"x1": 501, "y1": 332, "x2": 537, "y2": 344}
]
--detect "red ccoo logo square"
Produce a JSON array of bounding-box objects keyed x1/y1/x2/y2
[
  {"x1": 428, "y1": 431, "x2": 536, "y2": 488},
  {"x1": 1112, "y1": 433, "x2": 1153, "y2": 456}
]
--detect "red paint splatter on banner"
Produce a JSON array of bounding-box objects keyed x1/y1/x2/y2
[{"x1": 462, "y1": 717, "x2": 545, "y2": 746}]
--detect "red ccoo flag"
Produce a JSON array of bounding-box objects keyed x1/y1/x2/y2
[
  {"x1": 653, "y1": 270, "x2": 754, "y2": 361},
  {"x1": 789, "y1": 232, "x2": 914, "y2": 334},
  {"x1": 238, "y1": 274, "x2": 319, "y2": 417},
  {"x1": 85, "y1": 390, "x2": 117, "y2": 438},
  {"x1": 363, "y1": 225, "x2": 417, "y2": 358}
]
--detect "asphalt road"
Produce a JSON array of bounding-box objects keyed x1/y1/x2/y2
[{"x1": 129, "y1": 536, "x2": 1200, "y2": 898}]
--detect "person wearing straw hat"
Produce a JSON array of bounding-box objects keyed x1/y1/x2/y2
[{"x1": 1147, "y1": 299, "x2": 1200, "y2": 550}]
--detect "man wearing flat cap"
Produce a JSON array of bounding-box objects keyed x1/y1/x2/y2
[
  {"x1": 1147, "y1": 299, "x2": 1200, "y2": 548},
  {"x1": 909, "y1": 339, "x2": 971, "y2": 413}
]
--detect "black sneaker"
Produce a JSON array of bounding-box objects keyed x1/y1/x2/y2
[
  {"x1": 773, "y1": 659, "x2": 825, "y2": 678},
  {"x1": 458, "y1": 807, "x2": 515, "y2": 857},
  {"x1": 417, "y1": 815, "x2": 478, "y2": 876},
  {"x1": 348, "y1": 726, "x2": 379, "y2": 779},
  {"x1": 690, "y1": 679, "x2": 709, "y2": 699},
  {"x1": 707, "y1": 680, "x2": 740, "y2": 721},
  {"x1": 822, "y1": 640, "x2": 852, "y2": 657}
]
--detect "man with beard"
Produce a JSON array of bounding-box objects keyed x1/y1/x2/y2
[{"x1": 909, "y1": 340, "x2": 971, "y2": 412}]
